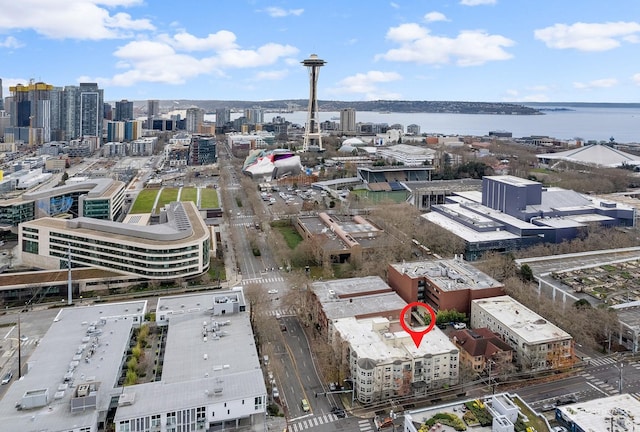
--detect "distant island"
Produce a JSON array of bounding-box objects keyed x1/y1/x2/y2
[{"x1": 142, "y1": 99, "x2": 543, "y2": 115}]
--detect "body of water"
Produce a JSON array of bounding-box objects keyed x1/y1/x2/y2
[{"x1": 264, "y1": 107, "x2": 640, "y2": 144}]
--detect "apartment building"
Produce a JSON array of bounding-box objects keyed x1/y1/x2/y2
[
  {"x1": 333, "y1": 316, "x2": 458, "y2": 403},
  {"x1": 387, "y1": 257, "x2": 504, "y2": 314},
  {"x1": 307, "y1": 276, "x2": 407, "y2": 342},
  {"x1": 470, "y1": 296, "x2": 574, "y2": 371}
]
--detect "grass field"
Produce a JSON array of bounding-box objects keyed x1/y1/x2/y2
[
  {"x1": 200, "y1": 188, "x2": 219, "y2": 208},
  {"x1": 179, "y1": 188, "x2": 198, "y2": 204},
  {"x1": 130, "y1": 189, "x2": 160, "y2": 214},
  {"x1": 271, "y1": 221, "x2": 303, "y2": 249},
  {"x1": 157, "y1": 188, "x2": 179, "y2": 208}
]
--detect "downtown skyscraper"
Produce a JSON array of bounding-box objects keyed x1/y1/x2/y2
[{"x1": 62, "y1": 83, "x2": 104, "y2": 140}]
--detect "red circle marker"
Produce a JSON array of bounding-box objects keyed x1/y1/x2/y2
[{"x1": 400, "y1": 302, "x2": 437, "y2": 348}]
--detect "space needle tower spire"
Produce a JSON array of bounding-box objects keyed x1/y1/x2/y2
[{"x1": 301, "y1": 54, "x2": 326, "y2": 152}]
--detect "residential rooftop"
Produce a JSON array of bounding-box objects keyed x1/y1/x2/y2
[
  {"x1": 389, "y1": 258, "x2": 502, "y2": 291},
  {"x1": 472, "y1": 296, "x2": 572, "y2": 344},
  {"x1": 333, "y1": 317, "x2": 458, "y2": 362},
  {"x1": 0, "y1": 301, "x2": 147, "y2": 432},
  {"x1": 312, "y1": 276, "x2": 407, "y2": 320}
]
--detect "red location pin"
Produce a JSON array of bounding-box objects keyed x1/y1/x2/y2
[{"x1": 400, "y1": 302, "x2": 437, "y2": 348}]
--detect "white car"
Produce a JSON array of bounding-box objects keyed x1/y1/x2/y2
[
  {"x1": 453, "y1": 322, "x2": 467, "y2": 330},
  {"x1": 267, "y1": 289, "x2": 278, "y2": 294}
]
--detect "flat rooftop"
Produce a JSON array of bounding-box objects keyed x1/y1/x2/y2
[
  {"x1": 312, "y1": 276, "x2": 407, "y2": 319},
  {"x1": 557, "y1": 393, "x2": 640, "y2": 431},
  {"x1": 116, "y1": 290, "x2": 265, "y2": 420},
  {"x1": 485, "y1": 175, "x2": 539, "y2": 186},
  {"x1": 424, "y1": 210, "x2": 520, "y2": 243},
  {"x1": 333, "y1": 317, "x2": 457, "y2": 362},
  {"x1": 389, "y1": 258, "x2": 502, "y2": 290},
  {"x1": 472, "y1": 296, "x2": 572, "y2": 343},
  {"x1": 0, "y1": 301, "x2": 147, "y2": 431}
]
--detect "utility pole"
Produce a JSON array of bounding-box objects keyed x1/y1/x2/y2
[{"x1": 17, "y1": 315, "x2": 22, "y2": 378}]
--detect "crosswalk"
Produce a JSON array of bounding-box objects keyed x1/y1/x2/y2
[
  {"x1": 358, "y1": 418, "x2": 374, "y2": 432},
  {"x1": 287, "y1": 413, "x2": 339, "y2": 432},
  {"x1": 587, "y1": 357, "x2": 620, "y2": 367},
  {"x1": 21, "y1": 338, "x2": 38, "y2": 347},
  {"x1": 266, "y1": 309, "x2": 294, "y2": 317},
  {"x1": 579, "y1": 358, "x2": 640, "y2": 396},
  {"x1": 242, "y1": 276, "x2": 285, "y2": 285},
  {"x1": 631, "y1": 393, "x2": 640, "y2": 401}
]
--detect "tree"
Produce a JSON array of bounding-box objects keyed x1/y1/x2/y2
[{"x1": 519, "y1": 264, "x2": 534, "y2": 282}]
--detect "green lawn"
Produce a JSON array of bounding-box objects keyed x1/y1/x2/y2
[
  {"x1": 271, "y1": 222, "x2": 303, "y2": 249},
  {"x1": 130, "y1": 189, "x2": 160, "y2": 214},
  {"x1": 157, "y1": 188, "x2": 179, "y2": 208},
  {"x1": 200, "y1": 188, "x2": 219, "y2": 208},
  {"x1": 179, "y1": 188, "x2": 198, "y2": 204}
]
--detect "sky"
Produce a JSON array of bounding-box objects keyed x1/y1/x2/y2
[{"x1": 2, "y1": 0, "x2": 640, "y2": 103}]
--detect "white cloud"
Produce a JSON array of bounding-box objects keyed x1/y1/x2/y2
[
  {"x1": 534, "y1": 21, "x2": 640, "y2": 52},
  {"x1": 0, "y1": 0, "x2": 154, "y2": 39},
  {"x1": 161, "y1": 31, "x2": 238, "y2": 52},
  {"x1": 0, "y1": 36, "x2": 23, "y2": 49},
  {"x1": 424, "y1": 12, "x2": 449, "y2": 23},
  {"x1": 460, "y1": 0, "x2": 496, "y2": 5},
  {"x1": 633, "y1": 73, "x2": 640, "y2": 85},
  {"x1": 390, "y1": 2, "x2": 400, "y2": 9},
  {"x1": 263, "y1": 7, "x2": 304, "y2": 18},
  {"x1": 329, "y1": 70, "x2": 403, "y2": 100},
  {"x1": 573, "y1": 78, "x2": 618, "y2": 90},
  {"x1": 86, "y1": 31, "x2": 299, "y2": 86},
  {"x1": 377, "y1": 24, "x2": 514, "y2": 66}
]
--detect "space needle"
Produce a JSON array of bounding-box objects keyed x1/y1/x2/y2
[{"x1": 301, "y1": 54, "x2": 326, "y2": 152}]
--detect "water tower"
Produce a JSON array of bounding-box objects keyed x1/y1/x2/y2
[{"x1": 301, "y1": 54, "x2": 326, "y2": 152}]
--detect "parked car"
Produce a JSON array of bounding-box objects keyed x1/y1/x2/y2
[
  {"x1": 1, "y1": 371, "x2": 13, "y2": 384},
  {"x1": 452, "y1": 322, "x2": 467, "y2": 330},
  {"x1": 267, "y1": 289, "x2": 278, "y2": 294},
  {"x1": 272, "y1": 387, "x2": 279, "y2": 399}
]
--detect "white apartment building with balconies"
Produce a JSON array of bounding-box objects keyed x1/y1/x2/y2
[
  {"x1": 332, "y1": 316, "x2": 459, "y2": 403},
  {"x1": 470, "y1": 296, "x2": 574, "y2": 371}
]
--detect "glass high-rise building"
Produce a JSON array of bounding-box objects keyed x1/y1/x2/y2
[
  {"x1": 185, "y1": 107, "x2": 204, "y2": 133},
  {"x1": 115, "y1": 99, "x2": 134, "y2": 121},
  {"x1": 62, "y1": 83, "x2": 104, "y2": 139}
]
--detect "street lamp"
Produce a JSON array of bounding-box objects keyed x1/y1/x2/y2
[{"x1": 613, "y1": 362, "x2": 624, "y2": 394}]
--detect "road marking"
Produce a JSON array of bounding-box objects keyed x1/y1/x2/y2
[
  {"x1": 586, "y1": 381, "x2": 609, "y2": 395},
  {"x1": 3, "y1": 326, "x2": 15, "y2": 339}
]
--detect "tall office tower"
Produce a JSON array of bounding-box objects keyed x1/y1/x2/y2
[
  {"x1": 62, "y1": 85, "x2": 79, "y2": 139},
  {"x1": 115, "y1": 99, "x2": 134, "y2": 121},
  {"x1": 301, "y1": 54, "x2": 326, "y2": 151},
  {"x1": 61, "y1": 83, "x2": 104, "y2": 139},
  {"x1": 104, "y1": 103, "x2": 113, "y2": 120},
  {"x1": 185, "y1": 107, "x2": 204, "y2": 133},
  {"x1": 79, "y1": 83, "x2": 104, "y2": 138},
  {"x1": 9, "y1": 81, "x2": 53, "y2": 145},
  {"x1": 0, "y1": 78, "x2": 3, "y2": 111},
  {"x1": 49, "y1": 87, "x2": 64, "y2": 141},
  {"x1": 147, "y1": 99, "x2": 159, "y2": 128},
  {"x1": 244, "y1": 108, "x2": 264, "y2": 125},
  {"x1": 215, "y1": 107, "x2": 230, "y2": 125},
  {"x1": 340, "y1": 108, "x2": 356, "y2": 133},
  {"x1": 9, "y1": 83, "x2": 31, "y2": 127}
]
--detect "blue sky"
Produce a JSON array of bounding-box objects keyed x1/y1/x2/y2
[{"x1": 2, "y1": 0, "x2": 640, "y2": 103}]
